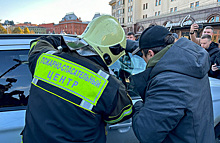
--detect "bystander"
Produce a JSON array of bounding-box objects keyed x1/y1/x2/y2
[
  {"x1": 190, "y1": 24, "x2": 216, "y2": 45},
  {"x1": 200, "y1": 34, "x2": 220, "y2": 79},
  {"x1": 126, "y1": 32, "x2": 136, "y2": 41},
  {"x1": 130, "y1": 25, "x2": 214, "y2": 143}
]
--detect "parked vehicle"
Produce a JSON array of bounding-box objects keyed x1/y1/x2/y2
[{"x1": 0, "y1": 34, "x2": 219, "y2": 143}]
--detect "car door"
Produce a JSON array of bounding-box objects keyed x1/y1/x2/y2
[
  {"x1": 209, "y1": 77, "x2": 220, "y2": 142},
  {"x1": 0, "y1": 42, "x2": 32, "y2": 143}
]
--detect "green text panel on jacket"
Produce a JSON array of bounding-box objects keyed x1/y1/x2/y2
[{"x1": 34, "y1": 53, "x2": 109, "y2": 106}]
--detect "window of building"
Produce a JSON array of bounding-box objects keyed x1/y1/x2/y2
[
  {"x1": 190, "y1": 3, "x2": 194, "y2": 8},
  {"x1": 123, "y1": 18, "x2": 124, "y2": 23},
  {"x1": 155, "y1": 0, "x2": 158, "y2": 6},
  {"x1": 159, "y1": 0, "x2": 161, "y2": 5},
  {"x1": 146, "y1": 3, "x2": 148, "y2": 9},
  {"x1": 158, "y1": 11, "x2": 160, "y2": 15},
  {"x1": 128, "y1": 7, "x2": 130, "y2": 12},
  {"x1": 146, "y1": 14, "x2": 148, "y2": 18},
  {"x1": 118, "y1": 9, "x2": 120, "y2": 14},
  {"x1": 196, "y1": 1, "x2": 199, "y2": 7},
  {"x1": 143, "y1": 15, "x2": 145, "y2": 19},
  {"x1": 131, "y1": 16, "x2": 133, "y2": 22},
  {"x1": 143, "y1": 4, "x2": 145, "y2": 10},
  {"x1": 174, "y1": 7, "x2": 177, "y2": 12},
  {"x1": 131, "y1": 6, "x2": 133, "y2": 11},
  {"x1": 118, "y1": 0, "x2": 121, "y2": 6},
  {"x1": 170, "y1": 8, "x2": 173, "y2": 12},
  {"x1": 208, "y1": 16, "x2": 220, "y2": 23},
  {"x1": 155, "y1": 12, "x2": 157, "y2": 16},
  {"x1": 171, "y1": 0, "x2": 174, "y2": 1},
  {"x1": 128, "y1": 0, "x2": 131, "y2": 3}
]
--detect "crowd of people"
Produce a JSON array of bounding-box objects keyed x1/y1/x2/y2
[
  {"x1": 21, "y1": 15, "x2": 216, "y2": 143},
  {"x1": 190, "y1": 23, "x2": 220, "y2": 79}
]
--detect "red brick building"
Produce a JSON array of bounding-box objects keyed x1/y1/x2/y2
[
  {"x1": 16, "y1": 22, "x2": 37, "y2": 27},
  {"x1": 54, "y1": 12, "x2": 88, "y2": 35},
  {"x1": 38, "y1": 23, "x2": 54, "y2": 34}
]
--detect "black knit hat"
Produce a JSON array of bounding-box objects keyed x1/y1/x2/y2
[{"x1": 132, "y1": 25, "x2": 171, "y2": 55}]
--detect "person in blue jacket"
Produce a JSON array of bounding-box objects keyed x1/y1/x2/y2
[{"x1": 130, "y1": 25, "x2": 215, "y2": 143}]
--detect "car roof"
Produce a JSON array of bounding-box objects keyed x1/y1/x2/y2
[{"x1": 0, "y1": 34, "x2": 75, "y2": 50}]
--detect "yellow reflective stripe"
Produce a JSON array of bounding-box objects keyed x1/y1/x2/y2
[
  {"x1": 21, "y1": 135, "x2": 23, "y2": 143},
  {"x1": 108, "y1": 104, "x2": 132, "y2": 119},
  {"x1": 30, "y1": 41, "x2": 39, "y2": 51},
  {"x1": 32, "y1": 82, "x2": 96, "y2": 114},
  {"x1": 34, "y1": 53, "x2": 108, "y2": 106},
  {"x1": 105, "y1": 105, "x2": 133, "y2": 124}
]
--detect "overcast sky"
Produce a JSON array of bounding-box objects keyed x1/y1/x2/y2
[{"x1": 0, "y1": 0, "x2": 111, "y2": 24}]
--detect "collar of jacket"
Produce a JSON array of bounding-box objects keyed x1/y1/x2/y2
[
  {"x1": 146, "y1": 44, "x2": 173, "y2": 68},
  {"x1": 206, "y1": 42, "x2": 219, "y2": 56}
]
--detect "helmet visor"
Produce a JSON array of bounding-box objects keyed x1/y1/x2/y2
[{"x1": 63, "y1": 36, "x2": 88, "y2": 50}]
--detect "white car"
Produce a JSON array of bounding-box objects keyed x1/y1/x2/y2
[{"x1": 0, "y1": 35, "x2": 219, "y2": 143}]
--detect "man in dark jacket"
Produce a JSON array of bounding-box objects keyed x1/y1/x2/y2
[
  {"x1": 200, "y1": 34, "x2": 220, "y2": 79},
  {"x1": 130, "y1": 25, "x2": 215, "y2": 143},
  {"x1": 22, "y1": 15, "x2": 133, "y2": 143}
]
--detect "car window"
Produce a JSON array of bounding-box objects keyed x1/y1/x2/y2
[
  {"x1": 0, "y1": 49, "x2": 31, "y2": 108},
  {"x1": 110, "y1": 52, "x2": 146, "y2": 98}
]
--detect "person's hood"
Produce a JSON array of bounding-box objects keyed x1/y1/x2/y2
[
  {"x1": 150, "y1": 37, "x2": 210, "y2": 79},
  {"x1": 206, "y1": 42, "x2": 219, "y2": 56}
]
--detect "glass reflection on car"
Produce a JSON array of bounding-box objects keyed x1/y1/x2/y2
[{"x1": 0, "y1": 50, "x2": 31, "y2": 108}]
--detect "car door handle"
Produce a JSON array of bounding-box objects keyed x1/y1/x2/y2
[
  {"x1": 108, "y1": 122, "x2": 132, "y2": 130},
  {"x1": 108, "y1": 123, "x2": 132, "y2": 133}
]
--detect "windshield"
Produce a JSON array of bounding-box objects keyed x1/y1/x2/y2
[{"x1": 0, "y1": 50, "x2": 31, "y2": 108}]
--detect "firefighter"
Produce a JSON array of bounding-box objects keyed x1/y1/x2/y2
[{"x1": 22, "y1": 15, "x2": 133, "y2": 143}]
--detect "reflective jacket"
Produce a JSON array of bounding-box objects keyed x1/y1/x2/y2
[
  {"x1": 130, "y1": 38, "x2": 215, "y2": 143},
  {"x1": 23, "y1": 36, "x2": 133, "y2": 143}
]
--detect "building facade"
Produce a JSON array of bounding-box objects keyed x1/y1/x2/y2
[
  {"x1": 109, "y1": 0, "x2": 220, "y2": 42},
  {"x1": 54, "y1": 12, "x2": 88, "y2": 35},
  {"x1": 38, "y1": 23, "x2": 54, "y2": 34},
  {"x1": 15, "y1": 22, "x2": 46, "y2": 34},
  {"x1": 27, "y1": 27, "x2": 46, "y2": 34}
]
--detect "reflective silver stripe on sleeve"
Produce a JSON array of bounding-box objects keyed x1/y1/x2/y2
[
  {"x1": 32, "y1": 78, "x2": 38, "y2": 84},
  {"x1": 80, "y1": 100, "x2": 94, "y2": 110},
  {"x1": 46, "y1": 51, "x2": 56, "y2": 55},
  {"x1": 98, "y1": 70, "x2": 109, "y2": 79}
]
